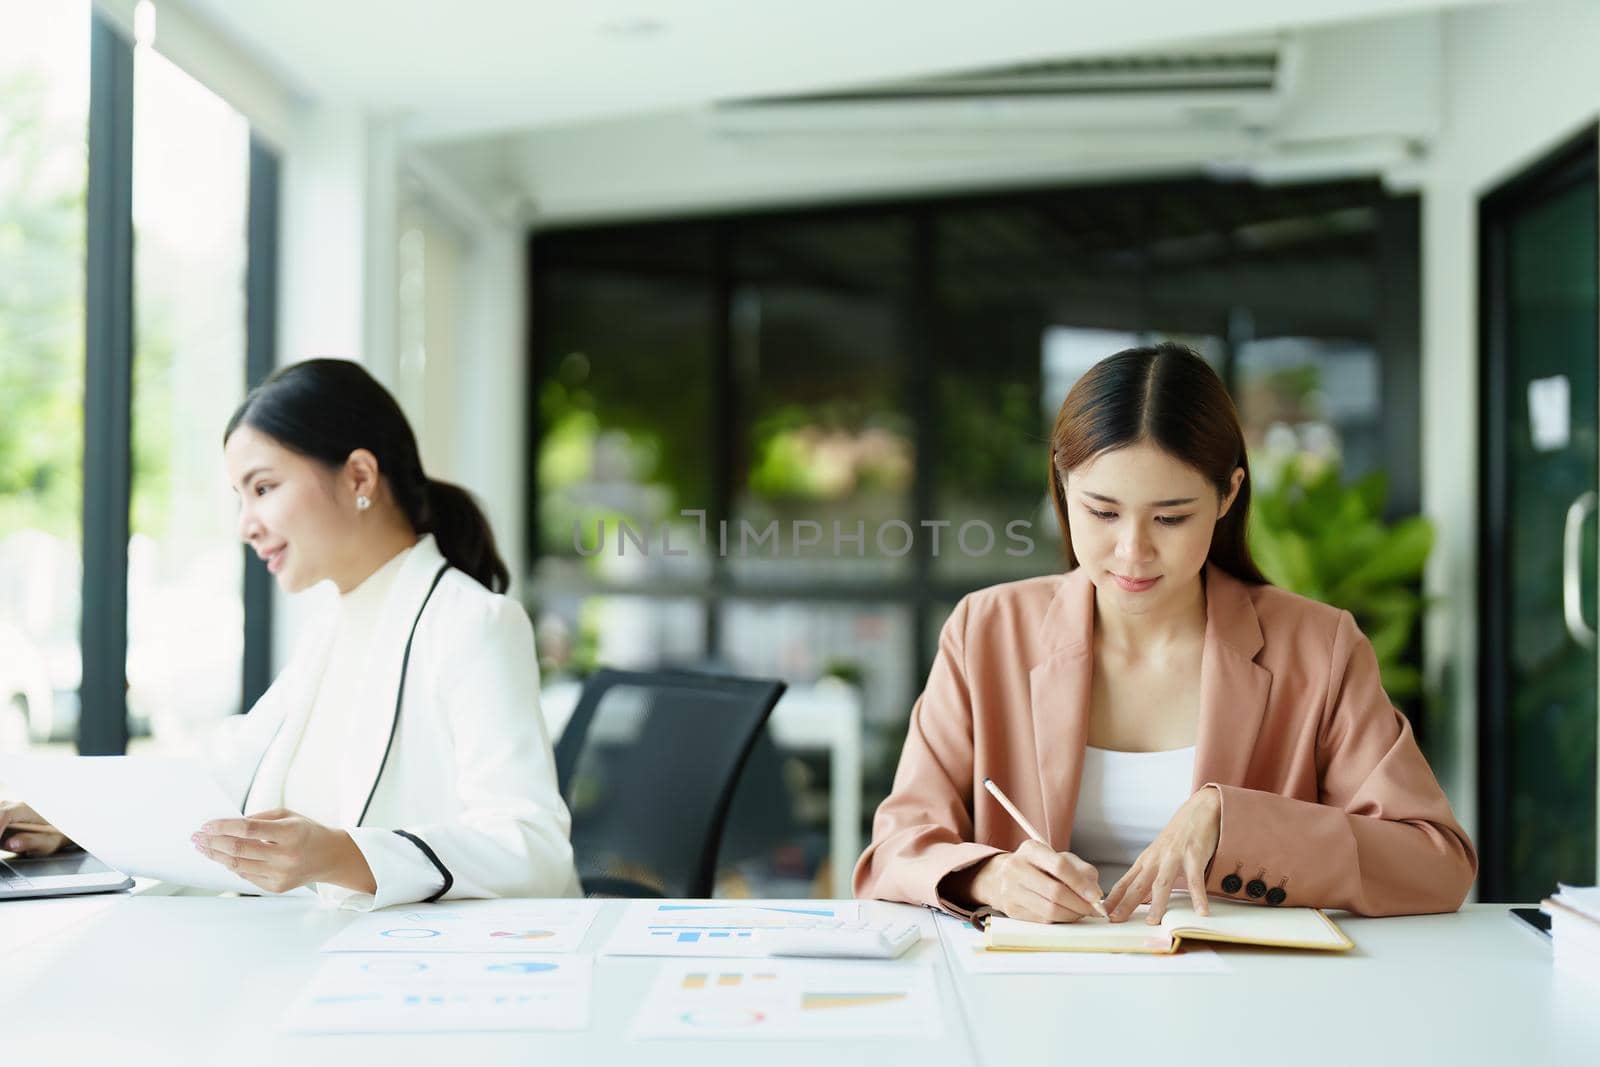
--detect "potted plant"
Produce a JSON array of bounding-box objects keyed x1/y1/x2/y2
[{"x1": 1247, "y1": 458, "x2": 1434, "y2": 700}]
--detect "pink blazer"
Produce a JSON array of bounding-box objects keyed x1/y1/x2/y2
[{"x1": 853, "y1": 564, "x2": 1476, "y2": 917}]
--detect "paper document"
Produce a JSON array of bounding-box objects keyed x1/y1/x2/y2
[
  {"x1": 934, "y1": 913, "x2": 1228, "y2": 975},
  {"x1": 630, "y1": 958, "x2": 942, "y2": 1040},
  {"x1": 1551, "y1": 884, "x2": 1600, "y2": 923},
  {"x1": 0, "y1": 754, "x2": 291, "y2": 895},
  {"x1": 603, "y1": 899, "x2": 863, "y2": 957},
  {"x1": 321, "y1": 899, "x2": 601, "y2": 954},
  {"x1": 283, "y1": 953, "x2": 591, "y2": 1033}
]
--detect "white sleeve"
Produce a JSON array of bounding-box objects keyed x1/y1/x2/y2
[
  {"x1": 317, "y1": 828, "x2": 450, "y2": 911},
  {"x1": 325, "y1": 596, "x2": 577, "y2": 911}
]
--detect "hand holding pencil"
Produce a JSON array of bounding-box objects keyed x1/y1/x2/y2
[{"x1": 948, "y1": 778, "x2": 1106, "y2": 924}]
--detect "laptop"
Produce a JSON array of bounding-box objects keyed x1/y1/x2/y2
[{"x1": 0, "y1": 850, "x2": 133, "y2": 901}]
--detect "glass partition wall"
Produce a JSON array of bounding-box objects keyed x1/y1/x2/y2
[{"x1": 530, "y1": 177, "x2": 1421, "y2": 895}]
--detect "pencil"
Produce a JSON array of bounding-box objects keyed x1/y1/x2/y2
[{"x1": 982, "y1": 777, "x2": 1107, "y2": 917}]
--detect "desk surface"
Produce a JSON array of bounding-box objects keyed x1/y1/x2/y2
[{"x1": 1, "y1": 897, "x2": 1592, "y2": 1066}]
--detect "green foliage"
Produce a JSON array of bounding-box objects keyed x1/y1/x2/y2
[
  {"x1": 1248, "y1": 458, "x2": 1433, "y2": 699},
  {"x1": 0, "y1": 70, "x2": 85, "y2": 541},
  {"x1": 935, "y1": 378, "x2": 1041, "y2": 499},
  {"x1": 747, "y1": 403, "x2": 913, "y2": 502}
]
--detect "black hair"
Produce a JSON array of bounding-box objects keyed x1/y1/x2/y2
[
  {"x1": 224, "y1": 358, "x2": 510, "y2": 593},
  {"x1": 1049, "y1": 342, "x2": 1268, "y2": 585}
]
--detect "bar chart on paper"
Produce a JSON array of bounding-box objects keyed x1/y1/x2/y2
[
  {"x1": 631, "y1": 960, "x2": 942, "y2": 1040},
  {"x1": 605, "y1": 900, "x2": 864, "y2": 957}
]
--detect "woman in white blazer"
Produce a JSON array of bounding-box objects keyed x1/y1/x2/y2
[{"x1": 1, "y1": 359, "x2": 579, "y2": 909}]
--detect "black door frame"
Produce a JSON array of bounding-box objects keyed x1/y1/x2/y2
[{"x1": 1477, "y1": 123, "x2": 1600, "y2": 901}]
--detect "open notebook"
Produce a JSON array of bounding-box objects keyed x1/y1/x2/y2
[{"x1": 983, "y1": 895, "x2": 1352, "y2": 954}]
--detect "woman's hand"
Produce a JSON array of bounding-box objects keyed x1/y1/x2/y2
[
  {"x1": 0, "y1": 800, "x2": 70, "y2": 856},
  {"x1": 192, "y1": 808, "x2": 376, "y2": 895},
  {"x1": 957, "y1": 840, "x2": 1107, "y2": 924},
  {"x1": 1104, "y1": 786, "x2": 1221, "y2": 924}
]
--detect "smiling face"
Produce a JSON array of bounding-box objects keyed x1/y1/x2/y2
[
  {"x1": 225, "y1": 424, "x2": 353, "y2": 593},
  {"x1": 1063, "y1": 439, "x2": 1243, "y2": 617}
]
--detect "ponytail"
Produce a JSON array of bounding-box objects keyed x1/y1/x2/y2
[{"x1": 418, "y1": 478, "x2": 510, "y2": 594}]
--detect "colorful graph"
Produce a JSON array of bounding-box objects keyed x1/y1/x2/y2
[
  {"x1": 379, "y1": 928, "x2": 442, "y2": 939},
  {"x1": 681, "y1": 971, "x2": 777, "y2": 990},
  {"x1": 658, "y1": 904, "x2": 837, "y2": 918},
  {"x1": 489, "y1": 929, "x2": 556, "y2": 940},
  {"x1": 486, "y1": 961, "x2": 560, "y2": 975},
  {"x1": 801, "y1": 992, "x2": 909, "y2": 1012},
  {"x1": 648, "y1": 926, "x2": 756, "y2": 944}
]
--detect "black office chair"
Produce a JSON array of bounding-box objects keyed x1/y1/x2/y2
[{"x1": 553, "y1": 667, "x2": 786, "y2": 899}]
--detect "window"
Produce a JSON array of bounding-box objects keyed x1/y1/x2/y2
[
  {"x1": 126, "y1": 41, "x2": 251, "y2": 751},
  {"x1": 0, "y1": 1, "x2": 89, "y2": 751},
  {"x1": 0, "y1": 9, "x2": 276, "y2": 756},
  {"x1": 731, "y1": 217, "x2": 915, "y2": 584},
  {"x1": 536, "y1": 226, "x2": 716, "y2": 591}
]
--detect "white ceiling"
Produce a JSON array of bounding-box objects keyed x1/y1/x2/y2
[{"x1": 177, "y1": 0, "x2": 1511, "y2": 141}]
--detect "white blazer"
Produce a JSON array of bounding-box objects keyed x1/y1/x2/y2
[{"x1": 204, "y1": 534, "x2": 581, "y2": 910}]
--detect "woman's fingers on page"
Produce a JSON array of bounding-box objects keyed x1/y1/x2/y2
[
  {"x1": 1110, "y1": 863, "x2": 1153, "y2": 923},
  {"x1": 1184, "y1": 851, "x2": 1211, "y2": 916},
  {"x1": 1102, "y1": 865, "x2": 1136, "y2": 920},
  {"x1": 1145, "y1": 857, "x2": 1184, "y2": 921}
]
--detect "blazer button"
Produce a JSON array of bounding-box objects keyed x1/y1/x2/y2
[
  {"x1": 1221, "y1": 873, "x2": 1243, "y2": 894},
  {"x1": 1245, "y1": 878, "x2": 1268, "y2": 899},
  {"x1": 1265, "y1": 887, "x2": 1287, "y2": 906}
]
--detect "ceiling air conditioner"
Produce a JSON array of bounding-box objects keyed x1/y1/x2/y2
[{"x1": 708, "y1": 37, "x2": 1295, "y2": 139}]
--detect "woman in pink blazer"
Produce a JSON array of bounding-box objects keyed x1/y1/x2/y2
[{"x1": 854, "y1": 343, "x2": 1475, "y2": 924}]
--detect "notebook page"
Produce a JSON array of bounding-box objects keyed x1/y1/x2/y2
[
  {"x1": 986, "y1": 895, "x2": 1347, "y2": 952},
  {"x1": 1164, "y1": 897, "x2": 1349, "y2": 949},
  {"x1": 984, "y1": 914, "x2": 1177, "y2": 952}
]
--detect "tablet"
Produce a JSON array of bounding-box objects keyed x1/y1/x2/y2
[{"x1": 0, "y1": 851, "x2": 133, "y2": 901}]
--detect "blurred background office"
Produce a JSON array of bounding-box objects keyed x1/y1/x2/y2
[{"x1": 1, "y1": 0, "x2": 1595, "y2": 903}]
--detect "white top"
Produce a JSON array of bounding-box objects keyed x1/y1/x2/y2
[
  {"x1": 280, "y1": 545, "x2": 413, "y2": 824},
  {"x1": 1071, "y1": 744, "x2": 1197, "y2": 889}
]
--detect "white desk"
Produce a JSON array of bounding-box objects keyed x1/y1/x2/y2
[{"x1": 1, "y1": 898, "x2": 1593, "y2": 1066}]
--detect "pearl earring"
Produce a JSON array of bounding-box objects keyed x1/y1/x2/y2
[{"x1": 356, "y1": 495, "x2": 371, "y2": 512}]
